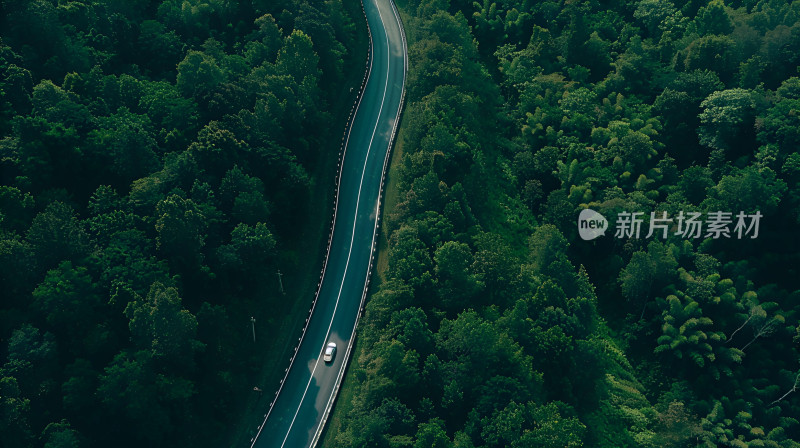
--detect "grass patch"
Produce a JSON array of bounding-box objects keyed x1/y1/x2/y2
[{"x1": 374, "y1": 123, "x2": 405, "y2": 283}]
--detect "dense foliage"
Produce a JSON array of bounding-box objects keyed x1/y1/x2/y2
[
  {"x1": 331, "y1": 0, "x2": 800, "y2": 447},
  {"x1": 0, "y1": 0, "x2": 363, "y2": 446}
]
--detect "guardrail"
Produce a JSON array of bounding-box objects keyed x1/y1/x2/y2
[
  {"x1": 248, "y1": 0, "x2": 375, "y2": 445},
  {"x1": 309, "y1": 0, "x2": 409, "y2": 445}
]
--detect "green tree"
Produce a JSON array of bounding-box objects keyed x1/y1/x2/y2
[
  {"x1": 176, "y1": 50, "x2": 224, "y2": 99},
  {"x1": 4, "y1": 325, "x2": 58, "y2": 395},
  {"x1": 41, "y1": 419, "x2": 81, "y2": 448},
  {"x1": 219, "y1": 165, "x2": 265, "y2": 210},
  {"x1": 697, "y1": 88, "x2": 756, "y2": 151},
  {"x1": 619, "y1": 242, "x2": 677, "y2": 319},
  {"x1": 26, "y1": 201, "x2": 89, "y2": 271},
  {"x1": 678, "y1": 166, "x2": 714, "y2": 204},
  {"x1": 14, "y1": 116, "x2": 83, "y2": 192},
  {"x1": 188, "y1": 122, "x2": 248, "y2": 177},
  {"x1": 434, "y1": 241, "x2": 482, "y2": 308},
  {"x1": 98, "y1": 350, "x2": 193, "y2": 444},
  {"x1": 124, "y1": 282, "x2": 203, "y2": 369},
  {"x1": 472, "y1": 232, "x2": 517, "y2": 305},
  {"x1": 388, "y1": 225, "x2": 435, "y2": 293},
  {"x1": 634, "y1": 0, "x2": 678, "y2": 37},
  {"x1": 31, "y1": 79, "x2": 90, "y2": 130},
  {"x1": 32, "y1": 261, "x2": 100, "y2": 339},
  {"x1": 215, "y1": 222, "x2": 276, "y2": 281},
  {"x1": 0, "y1": 58, "x2": 33, "y2": 118},
  {"x1": 415, "y1": 418, "x2": 452, "y2": 448},
  {"x1": 652, "y1": 401, "x2": 701, "y2": 447},
  {"x1": 389, "y1": 307, "x2": 435, "y2": 354},
  {"x1": 138, "y1": 80, "x2": 199, "y2": 150},
  {"x1": 245, "y1": 14, "x2": 282, "y2": 67},
  {"x1": 61, "y1": 359, "x2": 98, "y2": 417},
  {"x1": 683, "y1": 35, "x2": 738, "y2": 82},
  {"x1": 88, "y1": 107, "x2": 159, "y2": 186},
  {"x1": 471, "y1": 0, "x2": 505, "y2": 52},
  {"x1": 0, "y1": 230, "x2": 35, "y2": 305},
  {"x1": 136, "y1": 20, "x2": 184, "y2": 75},
  {"x1": 154, "y1": 194, "x2": 207, "y2": 271},
  {"x1": 515, "y1": 402, "x2": 585, "y2": 448},
  {"x1": 702, "y1": 166, "x2": 787, "y2": 214},
  {"x1": 0, "y1": 186, "x2": 34, "y2": 233},
  {"x1": 693, "y1": 0, "x2": 733, "y2": 35},
  {"x1": 276, "y1": 30, "x2": 321, "y2": 100},
  {"x1": 654, "y1": 292, "x2": 718, "y2": 368},
  {"x1": 0, "y1": 376, "x2": 31, "y2": 448}
]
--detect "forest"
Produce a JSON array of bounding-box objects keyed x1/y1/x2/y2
[
  {"x1": 2, "y1": 0, "x2": 800, "y2": 447},
  {"x1": 327, "y1": 0, "x2": 800, "y2": 447},
  {"x1": 0, "y1": 0, "x2": 365, "y2": 446}
]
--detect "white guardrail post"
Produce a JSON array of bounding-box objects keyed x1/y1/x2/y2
[
  {"x1": 251, "y1": 0, "x2": 407, "y2": 445},
  {"x1": 310, "y1": 0, "x2": 408, "y2": 445},
  {"x1": 250, "y1": 0, "x2": 394, "y2": 445}
]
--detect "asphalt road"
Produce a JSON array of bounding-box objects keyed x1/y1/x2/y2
[{"x1": 250, "y1": 0, "x2": 406, "y2": 446}]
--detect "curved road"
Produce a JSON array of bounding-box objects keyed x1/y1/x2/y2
[{"x1": 250, "y1": 0, "x2": 406, "y2": 447}]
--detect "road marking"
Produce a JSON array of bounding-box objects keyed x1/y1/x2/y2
[
  {"x1": 249, "y1": 2, "x2": 380, "y2": 447},
  {"x1": 309, "y1": 0, "x2": 407, "y2": 444},
  {"x1": 278, "y1": 2, "x2": 393, "y2": 447},
  {"x1": 310, "y1": 1, "x2": 408, "y2": 444}
]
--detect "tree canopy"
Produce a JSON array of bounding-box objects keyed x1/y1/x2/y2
[{"x1": 0, "y1": 0, "x2": 365, "y2": 446}]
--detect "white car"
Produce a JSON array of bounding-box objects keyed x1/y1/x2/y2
[{"x1": 323, "y1": 342, "x2": 337, "y2": 363}]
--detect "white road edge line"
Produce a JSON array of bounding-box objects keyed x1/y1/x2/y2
[
  {"x1": 309, "y1": 0, "x2": 407, "y2": 445},
  {"x1": 278, "y1": 1, "x2": 392, "y2": 447},
  {"x1": 248, "y1": 1, "x2": 376, "y2": 445}
]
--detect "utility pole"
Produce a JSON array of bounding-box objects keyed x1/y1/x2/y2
[
  {"x1": 251, "y1": 316, "x2": 256, "y2": 342},
  {"x1": 277, "y1": 270, "x2": 285, "y2": 295}
]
